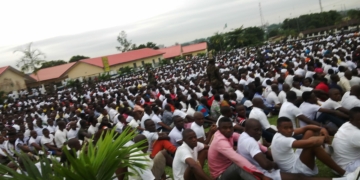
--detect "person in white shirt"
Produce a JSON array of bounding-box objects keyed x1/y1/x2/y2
[
  {"x1": 46, "y1": 119, "x2": 56, "y2": 135},
  {"x1": 28, "y1": 131, "x2": 42, "y2": 153},
  {"x1": 271, "y1": 117, "x2": 359, "y2": 179},
  {"x1": 172, "y1": 129, "x2": 211, "y2": 180},
  {"x1": 279, "y1": 91, "x2": 320, "y2": 129},
  {"x1": 128, "y1": 134, "x2": 155, "y2": 180},
  {"x1": 54, "y1": 121, "x2": 68, "y2": 148},
  {"x1": 338, "y1": 71, "x2": 352, "y2": 92},
  {"x1": 341, "y1": 85, "x2": 360, "y2": 110},
  {"x1": 332, "y1": 107, "x2": 360, "y2": 173},
  {"x1": 41, "y1": 128, "x2": 61, "y2": 156},
  {"x1": 169, "y1": 116, "x2": 184, "y2": 147},
  {"x1": 67, "y1": 121, "x2": 80, "y2": 140},
  {"x1": 265, "y1": 84, "x2": 281, "y2": 108},
  {"x1": 317, "y1": 89, "x2": 349, "y2": 119},
  {"x1": 191, "y1": 112, "x2": 217, "y2": 145},
  {"x1": 290, "y1": 81, "x2": 304, "y2": 97},
  {"x1": 284, "y1": 69, "x2": 295, "y2": 88},
  {"x1": 151, "y1": 106, "x2": 171, "y2": 131},
  {"x1": 278, "y1": 84, "x2": 290, "y2": 104},
  {"x1": 299, "y1": 91, "x2": 347, "y2": 128},
  {"x1": 239, "y1": 74, "x2": 248, "y2": 86},
  {"x1": 294, "y1": 64, "x2": 306, "y2": 77},
  {"x1": 140, "y1": 106, "x2": 153, "y2": 128}
]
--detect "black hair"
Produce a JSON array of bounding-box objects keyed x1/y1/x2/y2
[
  {"x1": 286, "y1": 91, "x2": 297, "y2": 101},
  {"x1": 182, "y1": 129, "x2": 195, "y2": 140},
  {"x1": 277, "y1": 116, "x2": 292, "y2": 126},
  {"x1": 349, "y1": 107, "x2": 360, "y2": 119},
  {"x1": 144, "y1": 119, "x2": 153, "y2": 127},
  {"x1": 218, "y1": 117, "x2": 232, "y2": 127},
  {"x1": 302, "y1": 91, "x2": 312, "y2": 102}
]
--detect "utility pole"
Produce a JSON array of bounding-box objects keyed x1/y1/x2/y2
[
  {"x1": 319, "y1": 0, "x2": 323, "y2": 12},
  {"x1": 259, "y1": 2, "x2": 265, "y2": 30}
]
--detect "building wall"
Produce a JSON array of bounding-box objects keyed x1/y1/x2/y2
[
  {"x1": 0, "y1": 70, "x2": 27, "y2": 92},
  {"x1": 65, "y1": 62, "x2": 105, "y2": 79},
  {"x1": 183, "y1": 49, "x2": 207, "y2": 57},
  {"x1": 110, "y1": 55, "x2": 163, "y2": 71}
]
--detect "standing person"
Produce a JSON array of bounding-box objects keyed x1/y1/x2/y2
[
  {"x1": 172, "y1": 129, "x2": 211, "y2": 180},
  {"x1": 207, "y1": 59, "x2": 224, "y2": 91}
]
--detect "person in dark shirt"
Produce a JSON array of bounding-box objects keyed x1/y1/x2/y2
[{"x1": 329, "y1": 74, "x2": 343, "y2": 95}]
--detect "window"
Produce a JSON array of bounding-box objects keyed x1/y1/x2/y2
[
  {"x1": 158, "y1": 58, "x2": 161, "y2": 63},
  {"x1": 141, "y1": 61, "x2": 145, "y2": 66},
  {"x1": 133, "y1": 63, "x2": 137, "y2": 68}
]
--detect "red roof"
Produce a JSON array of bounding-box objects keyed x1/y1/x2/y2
[
  {"x1": 81, "y1": 48, "x2": 164, "y2": 68},
  {"x1": 30, "y1": 62, "x2": 76, "y2": 81},
  {"x1": 159, "y1": 45, "x2": 182, "y2": 59},
  {"x1": 0, "y1": 66, "x2": 10, "y2": 75},
  {"x1": 182, "y1": 42, "x2": 207, "y2": 54}
]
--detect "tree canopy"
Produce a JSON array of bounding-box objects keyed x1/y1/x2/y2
[
  {"x1": 116, "y1": 30, "x2": 132, "y2": 52},
  {"x1": 39, "y1": 60, "x2": 67, "y2": 69},
  {"x1": 131, "y1": 42, "x2": 159, "y2": 50},
  {"x1": 69, "y1": 55, "x2": 89, "y2": 62},
  {"x1": 14, "y1": 42, "x2": 46, "y2": 76}
]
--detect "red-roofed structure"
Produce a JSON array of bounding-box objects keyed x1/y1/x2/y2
[
  {"x1": 159, "y1": 45, "x2": 182, "y2": 59},
  {"x1": 182, "y1": 42, "x2": 207, "y2": 55},
  {"x1": 81, "y1": 48, "x2": 164, "y2": 68},
  {"x1": 0, "y1": 66, "x2": 36, "y2": 92},
  {"x1": 0, "y1": 66, "x2": 10, "y2": 75},
  {"x1": 30, "y1": 62, "x2": 77, "y2": 82}
]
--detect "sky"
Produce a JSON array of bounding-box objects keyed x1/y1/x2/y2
[{"x1": 0, "y1": 0, "x2": 359, "y2": 68}]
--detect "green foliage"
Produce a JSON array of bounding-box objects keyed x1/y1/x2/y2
[
  {"x1": 131, "y1": 42, "x2": 159, "y2": 50},
  {"x1": 173, "y1": 56, "x2": 183, "y2": 62},
  {"x1": 159, "y1": 59, "x2": 170, "y2": 66},
  {"x1": 0, "y1": 91, "x2": 6, "y2": 104},
  {"x1": 39, "y1": 60, "x2": 67, "y2": 70},
  {"x1": 97, "y1": 73, "x2": 111, "y2": 82},
  {"x1": 118, "y1": 66, "x2": 134, "y2": 75},
  {"x1": 14, "y1": 43, "x2": 46, "y2": 75},
  {"x1": 69, "y1": 55, "x2": 89, "y2": 63},
  {"x1": 143, "y1": 63, "x2": 153, "y2": 69},
  {"x1": 347, "y1": 9, "x2": 360, "y2": 20},
  {"x1": 116, "y1": 30, "x2": 132, "y2": 52},
  {"x1": 197, "y1": 53, "x2": 206, "y2": 57},
  {"x1": 0, "y1": 128, "x2": 148, "y2": 180},
  {"x1": 268, "y1": 29, "x2": 280, "y2": 38}
]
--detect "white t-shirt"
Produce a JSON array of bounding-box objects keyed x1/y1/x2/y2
[
  {"x1": 299, "y1": 102, "x2": 320, "y2": 127},
  {"x1": 142, "y1": 130, "x2": 158, "y2": 152},
  {"x1": 271, "y1": 133, "x2": 296, "y2": 172},
  {"x1": 249, "y1": 107, "x2": 271, "y2": 130},
  {"x1": 28, "y1": 136, "x2": 41, "y2": 150},
  {"x1": 332, "y1": 122, "x2": 360, "y2": 169},
  {"x1": 341, "y1": 93, "x2": 360, "y2": 110},
  {"x1": 128, "y1": 151, "x2": 155, "y2": 180},
  {"x1": 317, "y1": 98, "x2": 341, "y2": 118},
  {"x1": 88, "y1": 123, "x2": 100, "y2": 135},
  {"x1": 54, "y1": 129, "x2": 67, "y2": 148},
  {"x1": 151, "y1": 114, "x2": 162, "y2": 130},
  {"x1": 140, "y1": 113, "x2": 151, "y2": 129},
  {"x1": 190, "y1": 122, "x2": 206, "y2": 140},
  {"x1": 290, "y1": 87, "x2": 303, "y2": 97},
  {"x1": 285, "y1": 75, "x2": 294, "y2": 87},
  {"x1": 278, "y1": 91, "x2": 287, "y2": 104},
  {"x1": 67, "y1": 128, "x2": 80, "y2": 139},
  {"x1": 173, "y1": 109, "x2": 187, "y2": 119},
  {"x1": 169, "y1": 127, "x2": 183, "y2": 147},
  {"x1": 278, "y1": 102, "x2": 303, "y2": 128},
  {"x1": 40, "y1": 134, "x2": 55, "y2": 151},
  {"x1": 172, "y1": 142, "x2": 205, "y2": 180},
  {"x1": 237, "y1": 132, "x2": 266, "y2": 171},
  {"x1": 186, "y1": 107, "x2": 196, "y2": 117},
  {"x1": 266, "y1": 91, "x2": 280, "y2": 105},
  {"x1": 263, "y1": 86, "x2": 272, "y2": 98}
]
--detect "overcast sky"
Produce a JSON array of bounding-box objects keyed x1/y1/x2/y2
[{"x1": 0, "y1": 0, "x2": 358, "y2": 68}]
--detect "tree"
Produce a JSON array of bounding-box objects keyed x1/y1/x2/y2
[
  {"x1": 131, "y1": 42, "x2": 159, "y2": 50},
  {"x1": 268, "y1": 29, "x2": 280, "y2": 38},
  {"x1": 14, "y1": 42, "x2": 46, "y2": 81},
  {"x1": 39, "y1": 60, "x2": 67, "y2": 69},
  {"x1": 118, "y1": 66, "x2": 133, "y2": 75},
  {"x1": 116, "y1": 30, "x2": 132, "y2": 52},
  {"x1": 69, "y1": 55, "x2": 89, "y2": 62},
  {"x1": 347, "y1": 9, "x2": 360, "y2": 20}
]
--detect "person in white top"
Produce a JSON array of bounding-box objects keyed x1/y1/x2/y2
[
  {"x1": 332, "y1": 107, "x2": 360, "y2": 173},
  {"x1": 191, "y1": 112, "x2": 217, "y2": 145},
  {"x1": 54, "y1": 121, "x2": 68, "y2": 148},
  {"x1": 67, "y1": 121, "x2": 80, "y2": 140},
  {"x1": 151, "y1": 106, "x2": 171, "y2": 131},
  {"x1": 128, "y1": 134, "x2": 155, "y2": 180},
  {"x1": 169, "y1": 116, "x2": 184, "y2": 147},
  {"x1": 271, "y1": 117, "x2": 359, "y2": 179},
  {"x1": 278, "y1": 91, "x2": 317, "y2": 129},
  {"x1": 299, "y1": 91, "x2": 347, "y2": 128},
  {"x1": 317, "y1": 89, "x2": 349, "y2": 119},
  {"x1": 41, "y1": 128, "x2": 61, "y2": 156},
  {"x1": 290, "y1": 81, "x2": 304, "y2": 97},
  {"x1": 28, "y1": 131, "x2": 42, "y2": 153},
  {"x1": 265, "y1": 84, "x2": 281, "y2": 108},
  {"x1": 278, "y1": 84, "x2": 289, "y2": 104},
  {"x1": 172, "y1": 129, "x2": 211, "y2": 180},
  {"x1": 341, "y1": 85, "x2": 360, "y2": 110},
  {"x1": 350, "y1": 70, "x2": 360, "y2": 87}
]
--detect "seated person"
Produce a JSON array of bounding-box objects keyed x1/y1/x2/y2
[
  {"x1": 142, "y1": 119, "x2": 177, "y2": 159},
  {"x1": 332, "y1": 107, "x2": 360, "y2": 173},
  {"x1": 341, "y1": 85, "x2": 360, "y2": 110},
  {"x1": 169, "y1": 116, "x2": 185, "y2": 147},
  {"x1": 172, "y1": 129, "x2": 211, "y2": 180},
  {"x1": 208, "y1": 117, "x2": 265, "y2": 180},
  {"x1": 299, "y1": 91, "x2": 346, "y2": 128},
  {"x1": 191, "y1": 112, "x2": 217, "y2": 145},
  {"x1": 265, "y1": 84, "x2": 282, "y2": 109},
  {"x1": 317, "y1": 89, "x2": 349, "y2": 120},
  {"x1": 249, "y1": 98, "x2": 277, "y2": 143},
  {"x1": 28, "y1": 130, "x2": 42, "y2": 154},
  {"x1": 41, "y1": 129, "x2": 62, "y2": 156},
  {"x1": 271, "y1": 117, "x2": 359, "y2": 179}
]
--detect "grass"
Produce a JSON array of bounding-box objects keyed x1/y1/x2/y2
[{"x1": 165, "y1": 116, "x2": 336, "y2": 179}]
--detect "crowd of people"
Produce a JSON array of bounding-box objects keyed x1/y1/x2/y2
[{"x1": 1, "y1": 31, "x2": 360, "y2": 180}]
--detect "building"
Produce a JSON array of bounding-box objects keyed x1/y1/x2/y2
[
  {"x1": 182, "y1": 42, "x2": 208, "y2": 57},
  {"x1": 30, "y1": 62, "x2": 78, "y2": 85},
  {"x1": 0, "y1": 66, "x2": 35, "y2": 93},
  {"x1": 81, "y1": 48, "x2": 164, "y2": 71},
  {"x1": 159, "y1": 45, "x2": 182, "y2": 59}
]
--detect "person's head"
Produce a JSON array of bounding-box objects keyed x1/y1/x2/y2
[
  {"x1": 286, "y1": 91, "x2": 297, "y2": 102},
  {"x1": 345, "y1": 70, "x2": 352, "y2": 80},
  {"x1": 235, "y1": 104, "x2": 246, "y2": 118},
  {"x1": 36, "y1": 118, "x2": 42, "y2": 127},
  {"x1": 303, "y1": 77, "x2": 312, "y2": 87},
  {"x1": 133, "y1": 134, "x2": 148, "y2": 153},
  {"x1": 277, "y1": 117, "x2": 294, "y2": 137},
  {"x1": 174, "y1": 102, "x2": 182, "y2": 110},
  {"x1": 282, "y1": 83, "x2": 290, "y2": 93},
  {"x1": 30, "y1": 130, "x2": 37, "y2": 139},
  {"x1": 193, "y1": 112, "x2": 204, "y2": 126},
  {"x1": 144, "y1": 105, "x2": 152, "y2": 115},
  {"x1": 182, "y1": 129, "x2": 198, "y2": 149},
  {"x1": 271, "y1": 84, "x2": 278, "y2": 93},
  {"x1": 70, "y1": 121, "x2": 77, "y2": 130},
  {"x1": 218, "y1": 117, "x2": 233, "y2": 138},
  {"x1": 68, "y1": 138, "x2": 82, "y2": 151},
  {"x1": 144, "y1": 119, "x2": 156, "y2": 132},
  {"x1": 57, "y1": 121, "x2": 66, "y2": 131},
  {"x1": 7, "y1": 131, "x2": 17, "y2": 144},
  {"x1": 330, "y1": 74, "x2": 340, "y2": 83},
  {"x1": 220, "y1": 106, "x2": 232, "y2": 118},
  {"x1": 292, "y1": 81, "x2": 300, "y2": 89},
  {"x1": 302, "y1": 91, "x2": 317, "y2": 104},
  {"x1": 173, "y1": 116, "x2": 184, "y2": 130},
  {"x1": 79, "y1": 120, "x2": 87, "y2": 129},
  {"x1": 47, "y1": 119, "x2": 54, "y2": 126},
  {"x1": 350, "y1": 85, "x2": 360, "y2": 99},
  {"x1": 214, "y1": 94, "x2": 220, "y2": 102},
  {"x1": 255, "y1": 86, "x2": 263, "y2": 94},
  {"x1": 252, "y1": 98, "x2": 264, "y2": 109},
  {"x1": 245, "y1": 119, "x2": 262, "y2": 141},
  {"x1": 223, "y1": 93, "x2": 230, "y2": 101},
  {"x1": 329, "y1": 88, "x2": 342, "y2": 101},
  {"x1": 42, "y1": 128, "x2": 50, "y2": 138},
  {"x1": 349, "y1": 107, "x2": 360, "y2": 129}
]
